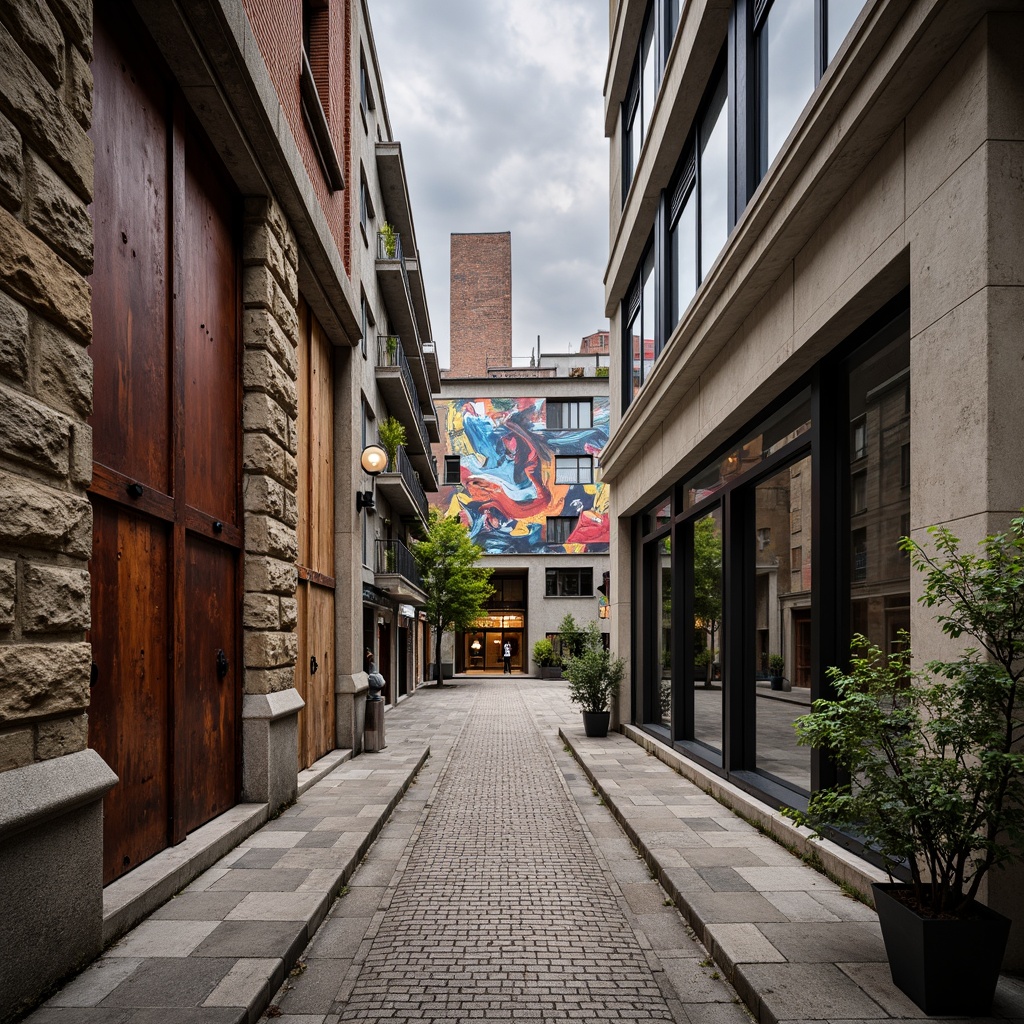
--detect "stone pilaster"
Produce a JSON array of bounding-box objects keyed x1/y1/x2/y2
[{"x1": 240, "y1": 195, "x2": 304, "y2": 812}]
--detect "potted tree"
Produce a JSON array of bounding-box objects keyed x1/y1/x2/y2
[
  {"x1": 377, "y1": 416, "x2": 406, "y2": 472},
  {"x1": 380, "y1": 221, "x2": 398, "y2": 259},
  {"x1": 533, "y1": 638, "x2": 561, "y2": 679},
  {"x1": 768, "y1": 653, "x2": 785, "y2": 690},
  {"x1": 784, "y1": 518, "x2": 1024, "y2": 1016},
  {"x1": 563, "y1": 622, "x2": 624, "y2": 738}
]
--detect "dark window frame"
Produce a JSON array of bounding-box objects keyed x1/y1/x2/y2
[
  {"x1": 546, "y1": 516, "x2": 577, "y2": 544},
  {"x1": 546, "y1": 399, "x2": 593, "y2": 430},
  {"x1": 443, "y1": 456, "x2": 461, "y2": 486},
  {"x1": 545, "y1": 567, "x2": 594, "y2": 598}
]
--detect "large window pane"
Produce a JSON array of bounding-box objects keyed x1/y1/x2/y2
[
  {"x1": 826, "y1": 0, "x2": 862, "y2": 64},
  {"x1": 672, "y1": 187, "x2": 697, "y2": 324},
  {"x1": 640, "y1": 13, "x2": 655, "y2": 135},
  {"x1": 760, "y1": 0, "x2": 815, "y2": 172},
  {"x1": 699, "y1": 75, "x2": 728, "y2": 280},
  {"x1": 692, "y1": 508, "x2": 723, "y2": 751},
  {"x1": 848, "y1": 330, "x2": 910, "y2": 654},
  {"x1": 753, "y1": 455, "x2": 812, "y2": 792},
  {"x1": 657, "y1": 535, "x2": 672, "y2": 729},
  {"x1": 642, "y1": 247, "x2": 657, "y2": 383}
]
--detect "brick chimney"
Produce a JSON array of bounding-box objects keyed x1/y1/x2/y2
[{"x1": 448, "y1": 231, "x2": 512, "y2": 376}]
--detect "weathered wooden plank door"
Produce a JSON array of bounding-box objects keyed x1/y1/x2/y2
[
  {"x1": 295, "y1": 300, "x2": 336, "y2": 768},
  {"x1": 89, "y1": 6, "x2": 241, "y2": 883}
]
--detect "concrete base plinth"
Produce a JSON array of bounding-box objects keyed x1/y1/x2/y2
[
  {"x1": 364, "y1": 699, "x2": 386, "y2": 752},
  {"x1": 242, "y1": 688, "x2": 304, "y2": 814},
  {"x1": 0, "y1": 750, "x2": 117, "y2": 1024},
  {"x1": 336, "y1": 672, "x2": 369, "y2": 754}
]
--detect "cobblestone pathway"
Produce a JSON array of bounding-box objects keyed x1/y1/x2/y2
[{"x1": 338, "y1": 682, "x2": 676, "y2": 1022}]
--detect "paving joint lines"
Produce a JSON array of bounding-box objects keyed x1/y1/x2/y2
[{"x1": 560, "y1": 721, "x2": 1024, "y2": 1024}]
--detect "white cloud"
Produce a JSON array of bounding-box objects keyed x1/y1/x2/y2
[{"x1": 369, "y1": 0, "x2": 609, "y2": 365}]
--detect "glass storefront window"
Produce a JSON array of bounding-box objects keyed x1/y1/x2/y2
[
  {"x1": 752, "y1": 455, "x2": 812, "y2": 792},
  {"x1": 692, "y1": 507, "x2": 723, "y2": 751},
  {"x1": 684, "y1": 390, "x2": 811, "y2": 509},
  {"x1": 847, "y1": 329, "x2": 910, "y2": 654},
  {"x1": 657, "y1": 534, "x2": 672, "y2": 729}
]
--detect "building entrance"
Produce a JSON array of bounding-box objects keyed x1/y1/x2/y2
[{"x1": 465, "y1": 613, "x2": 524, "y2": 673}]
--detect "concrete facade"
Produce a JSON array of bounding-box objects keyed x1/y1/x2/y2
[
  {"x1": 604, "y1": 0, "x2": 1024, "y2": 961},
  {"x1": 433, "y1": 372, "x2": 612, "y2": 674},
  {"x1": 0, "y1": 0, "x2": 438, "y2": 1017}
]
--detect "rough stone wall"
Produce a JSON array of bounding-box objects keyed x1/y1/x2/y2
[
  {"x1": 0, "y1": 0, "x2": 95, "y2": 773},
  {"x1": 241, "y1": 196, "x2": 301, "y2": 696},
  {"x1": 448, "y1": 231, "x2": 512, "y2": 376}
]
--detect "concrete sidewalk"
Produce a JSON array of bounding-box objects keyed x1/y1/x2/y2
[
  {"x1": 557, "y1": 725, "x2": 1024, "y2": 1024},
  {"x1": 21, "y1": 676, "x2": 1024, "y2": 1024}
]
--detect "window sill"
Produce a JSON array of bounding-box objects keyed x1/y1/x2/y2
[{"x1": 300, "y1": 50, "x2": 344, "y2": 192}]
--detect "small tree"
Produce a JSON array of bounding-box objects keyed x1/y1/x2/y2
[
  {"x1": 564, "y1": 622, "x2": 624, "y2": 713},
  {"x1": 557, "y1": 613, "x2": 585, "y2": 662},
  {"x1": 412, "y1": 509, "x2": 493, "y2": 686},
  {"x1": 378, "y1": 416, "x2": 406, "y2": 472}
]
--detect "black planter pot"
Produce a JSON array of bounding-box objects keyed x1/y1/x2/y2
[
  {"x1": 769, "y1": 674, "x2": 784, "y2": 690},
  {"x1": 872, "y1": 883, "x2": 1011, "y2": 1016},
  {"x1": 582, "y1": 711, "x2": 610, "y2": 737}
]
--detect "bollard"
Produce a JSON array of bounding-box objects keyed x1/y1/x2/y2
[{"x1": 364, "y1": 663, "x2": 387, "y2": 752}]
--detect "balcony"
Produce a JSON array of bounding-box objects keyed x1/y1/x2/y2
[
  {"x1": 374, "y1": 445, "x2": 428, "y2": 524},
  {"x1": 375, "y1": 336, "x2": 439, "y2": 489},
  {"x1": 374, "y1": 538, "x2": 426, "y2": 604},
  {"x1": 375, "y1": 230, "x2": 433, "y2": 406}
]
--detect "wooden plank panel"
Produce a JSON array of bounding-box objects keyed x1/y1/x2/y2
[
  {"x1": 183, "y1": 535, "x2": 239, "y2": 833},
  {"x1": 309, "y1": 318, "x2": 335, "y2": 574},
  {"x1": 297, "y1": 299, "x2": 311, "y2": 568},
  {"x1": 294, "y1": 580, "x2": 310, "y2": 769},
  {"x1": 307, "y1": 583, "x2": 336, "y2": 761},
  {"x1": 88, "y1": 499, "x2": 171, "y2": 883},
  {"x1": 182, "y1": 137, "x2": 239, "y2": 526},
  {"x1": 90, "y1": 15, "x2": 172, "y2": 494}
]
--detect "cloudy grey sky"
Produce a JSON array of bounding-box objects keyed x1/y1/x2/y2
[{"x1": 369, "y1": 0, "x2": 609, "y2": 369}]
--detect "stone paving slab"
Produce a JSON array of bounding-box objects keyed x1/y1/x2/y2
[
  {"x1": 25, "y1": 743, "x2": 428, "y2": 1024},
  {"x1": 561, "y1": 723, "x2": 1024, "y2": 1024}
]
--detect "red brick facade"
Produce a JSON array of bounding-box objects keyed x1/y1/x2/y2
[
  {"x1": 242, "y1": 0, "x2": 351, "y2": 273},
  {"x1": 449, "y1": 232, "x2": 512, "y2": 376}
]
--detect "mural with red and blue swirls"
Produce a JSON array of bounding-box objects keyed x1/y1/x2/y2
[{"x1": 436, "y1": 396, "x2": 610, "y2": 555}]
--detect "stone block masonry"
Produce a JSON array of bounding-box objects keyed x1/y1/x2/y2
[
  {"x1": 0, "y1": 3, "x2": 119, "y2": 1020},
  {"x1": 241, "y1": 195, "x2": 304, "y2": 811},
  {"x1": 0, "y1": 0, "x2": 95, "y2": 771}
]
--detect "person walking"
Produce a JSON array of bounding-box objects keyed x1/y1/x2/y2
[{"x1": 502, "y1": 640, "x2": 512, "y2": 674}]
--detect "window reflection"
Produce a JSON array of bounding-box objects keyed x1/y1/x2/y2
[
  {"x1": 760, "y1": 0, "x2": 815, "y2": 173},
  {"x1": 628, "y1": 246, "x2": 656, "y2": 399},
  {"x1": 684, "y1": 390, "x2": 811, "y2": 508},
  {"x1": 847, "y1": 331, "x2": 910, "y2": 654},
  {"x1": 826, "y1": 0, "x2": 861, "y2": 63},
  {"x1": 700, "y1": 75, "x2": 728, "y2": 280},
  {"x1": 658, "y1": 535, "x2": 672, "y2": 728},
  {"x1": 753, "y1": 455, "x2": 812, "y2": 792},
  {"x1": 692, "y1": 508, "x2": 723, "y2": 751},
  {"x1": 672, "y1": 186, "x2": 697, "y2": 323}
]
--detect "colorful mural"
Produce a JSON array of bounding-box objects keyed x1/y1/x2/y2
[{"x1": 437, "y1": 396, "x2": 611, "y2": 555}]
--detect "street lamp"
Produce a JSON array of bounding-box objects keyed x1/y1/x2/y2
[{"x1": 357, "y1": 443, "x2": 387, "y2": 512}]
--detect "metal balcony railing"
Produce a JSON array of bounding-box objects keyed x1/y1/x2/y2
[
  {"x1": 385, "y1": 446, "x2": 428, "y2": 522},
  {"x1": 375, "y1": 538, "x2": 424, "y2": 591},
  {"x1": 375, "y1": 334, "x2": 431, "y2": 454}
]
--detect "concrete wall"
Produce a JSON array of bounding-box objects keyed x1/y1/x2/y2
[{"x1": 603, "y1": 0, "x2": 1024, "y2": 961}]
